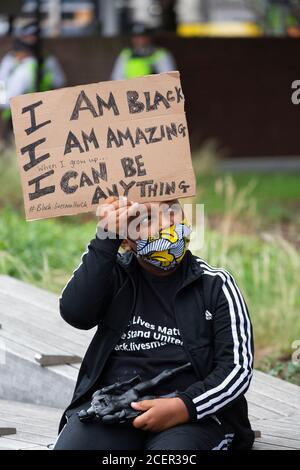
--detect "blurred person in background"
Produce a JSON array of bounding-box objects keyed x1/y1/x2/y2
[
  {"x1": 0, "y1": 21, "x2": 66, "y2": 145},
  {"x1": 111, "y1": 23, "x2": 176, "y2": 80}
]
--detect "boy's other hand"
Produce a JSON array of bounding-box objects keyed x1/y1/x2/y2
[{"x1": 131, "y1": 397, "x2": 190, "y2": 432}]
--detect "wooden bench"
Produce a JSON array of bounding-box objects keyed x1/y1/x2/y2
[
  {"x1": 0, "y1": 275, "x2": 94, "y2": 408},
  {"x1": 0, "y1": 275, "x2": 300, "y2": 450},
  {"x1": 0, "y1": 399, "x2": 61, "y2": 450}
]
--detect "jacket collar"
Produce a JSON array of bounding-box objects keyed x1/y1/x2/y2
[{"x1": 117, "y1": 249, "x2": 205, "y2": 288}]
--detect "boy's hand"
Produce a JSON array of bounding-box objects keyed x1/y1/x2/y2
[
  {"x1": 131, "y1": 397, "x2": 190, "y2": 432},
  {"x1": 96, "y1": 196, "x2": 139, "y2": 238}
]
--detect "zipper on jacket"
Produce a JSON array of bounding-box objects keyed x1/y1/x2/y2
[
  {"x1": 173, "y1": 283, "x2": 202, "y2": 381},
  {"x1": 173, "y1": 270, "x2": 224, "y2": 427},
  {"x1": 171, "y1": 262, "x2": 210, "y2": 395},
  {"x1": 211, "y1": 414, "x2": 222, "y2": 426},
  {"x1": 174, "y1": 288, "x2": 223, "y2": 427}
]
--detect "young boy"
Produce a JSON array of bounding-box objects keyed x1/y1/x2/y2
[{"x1": 53, "y1": 197, "x2": 254, "y2": 450}]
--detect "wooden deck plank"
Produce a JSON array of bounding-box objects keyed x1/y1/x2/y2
[
  {"x1": 0, "y1": 408, "x2": 61, "y2": 426},
  {"x1": 0, "y1": 275, "x2": 60, "y2": 311},
  {"x1": 0, "y1": 275, "x2": 85, "y2": 407},
  {"x1": 0, "y1": 418, "x2": 59, "y2": 436},
  {"x1": 0, "y1": 292, "x2": 92, "y2": 352},
  {"x1": 0, "y1": 276, "x2": 93, "y2": 351},
  {"x1": 2, "y1": 335, "x2": 78, "y2": 381},
  {"x1": 3, "y1": 431, "x2": 55, "y2": 447},
  {"x1": 0, "y1": 343, "x2": 75, "y2": 408},
  {"x1": 253, "y1": 370, "x2": 300, "y2": 398},
  {"x1": 255, "y1": 435, "x2": 300, "y2": 450},
  {"x1": 246, "y1": 390, "x2": 299, "y2": 416},
  {"x1": 253, "y1": 420, "x2": 300, "y2": 434},
  {"x1": 253, "y1": 441, "x2": 290, "y2": 450},
  {"x1": 0, "y1": 307, "x2": 87, "y2": 356},
  {"x1": 0, "y1": 415, "x2": 58, "y2": 430},
  {"x1": 0, "y1": 399, "x2": 62, "y2": 416},
  {"x1": 0, "y1": 275, "x2": 93, "y2": 380},
  {"x1": 248, "y1": 382, "x2": 300, "y2": 411},
  {"x1": 0, "y1": 318, "x2": 83, "y2": 364},
  {"x1": 253, "y1": 427, "x2": 300, "y2": 442},
  {"x1": 0, "y1": 400, "x2": 61, "y2": 450},
  {"x1": 247, "y1": 401, "x2": 286, "y2": 420},
  {"x1": 0, "y1": 438, "x2": 45, "y2": 450},
  {"x1": 0, "y1": 426, "x2": 52, "y2": 448}
]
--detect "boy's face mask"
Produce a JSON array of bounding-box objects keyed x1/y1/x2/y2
[{"x1": 135, "y1": 219, "x2": 192, "y2": 270}]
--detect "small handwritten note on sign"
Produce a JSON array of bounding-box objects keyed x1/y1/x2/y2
[{"x1": 10, "y1": 71, "x2": 195, "y2": 221}]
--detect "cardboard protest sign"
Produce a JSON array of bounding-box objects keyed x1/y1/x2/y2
[{"x1": 10, "y1": 71, "x2": 196, "y2": 221}]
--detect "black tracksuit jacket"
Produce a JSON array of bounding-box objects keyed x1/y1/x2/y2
[{"x1": 58, "y1": 235, "x2": 255, "y2": 450}]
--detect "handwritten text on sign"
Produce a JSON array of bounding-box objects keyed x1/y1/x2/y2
[{"x1": 10, "y1": 71, "x2": 195, "y2": 220}]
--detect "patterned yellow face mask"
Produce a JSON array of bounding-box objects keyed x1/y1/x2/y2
[{"x1": 136, "y1": 219, "x2": 192, "y2": 270}]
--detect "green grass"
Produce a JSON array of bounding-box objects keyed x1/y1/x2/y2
[
  {"x1": 259, "y1": 358, "x2": 300, "y2": 387},
  {"x1": 197, "y1": 172, "x2": 300, "y2": 226},
  {"x1": 194, "y1": 229, "x2": 300, "y2": 362},
  {"x1": 0, "y1": 149, "x2": 300, "y2": 375},
  {"x1": 193, "y1": 141, "x2": 300, "y2": 229},
  {"x1": 0, "y1": 206, "x2": 96, "y2": 292}
]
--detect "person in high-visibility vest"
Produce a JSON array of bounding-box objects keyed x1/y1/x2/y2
[
  {"x1": 111, "y1": 23, "x2": 176, "y2": 80},
  {"x1": 0, "y1": 21, "x2": 66, "y2": 144}
]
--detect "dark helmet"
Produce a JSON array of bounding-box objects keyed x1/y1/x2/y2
[
  {"x1": 13, "y1": 21, "x2": 39, "y2": 54},
  {"x1": 19, "y1": 21, "x2": 39, "y2": 37},
  {"x1": 15, "y1": 20, "x2": 39, "y2": 39}
]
